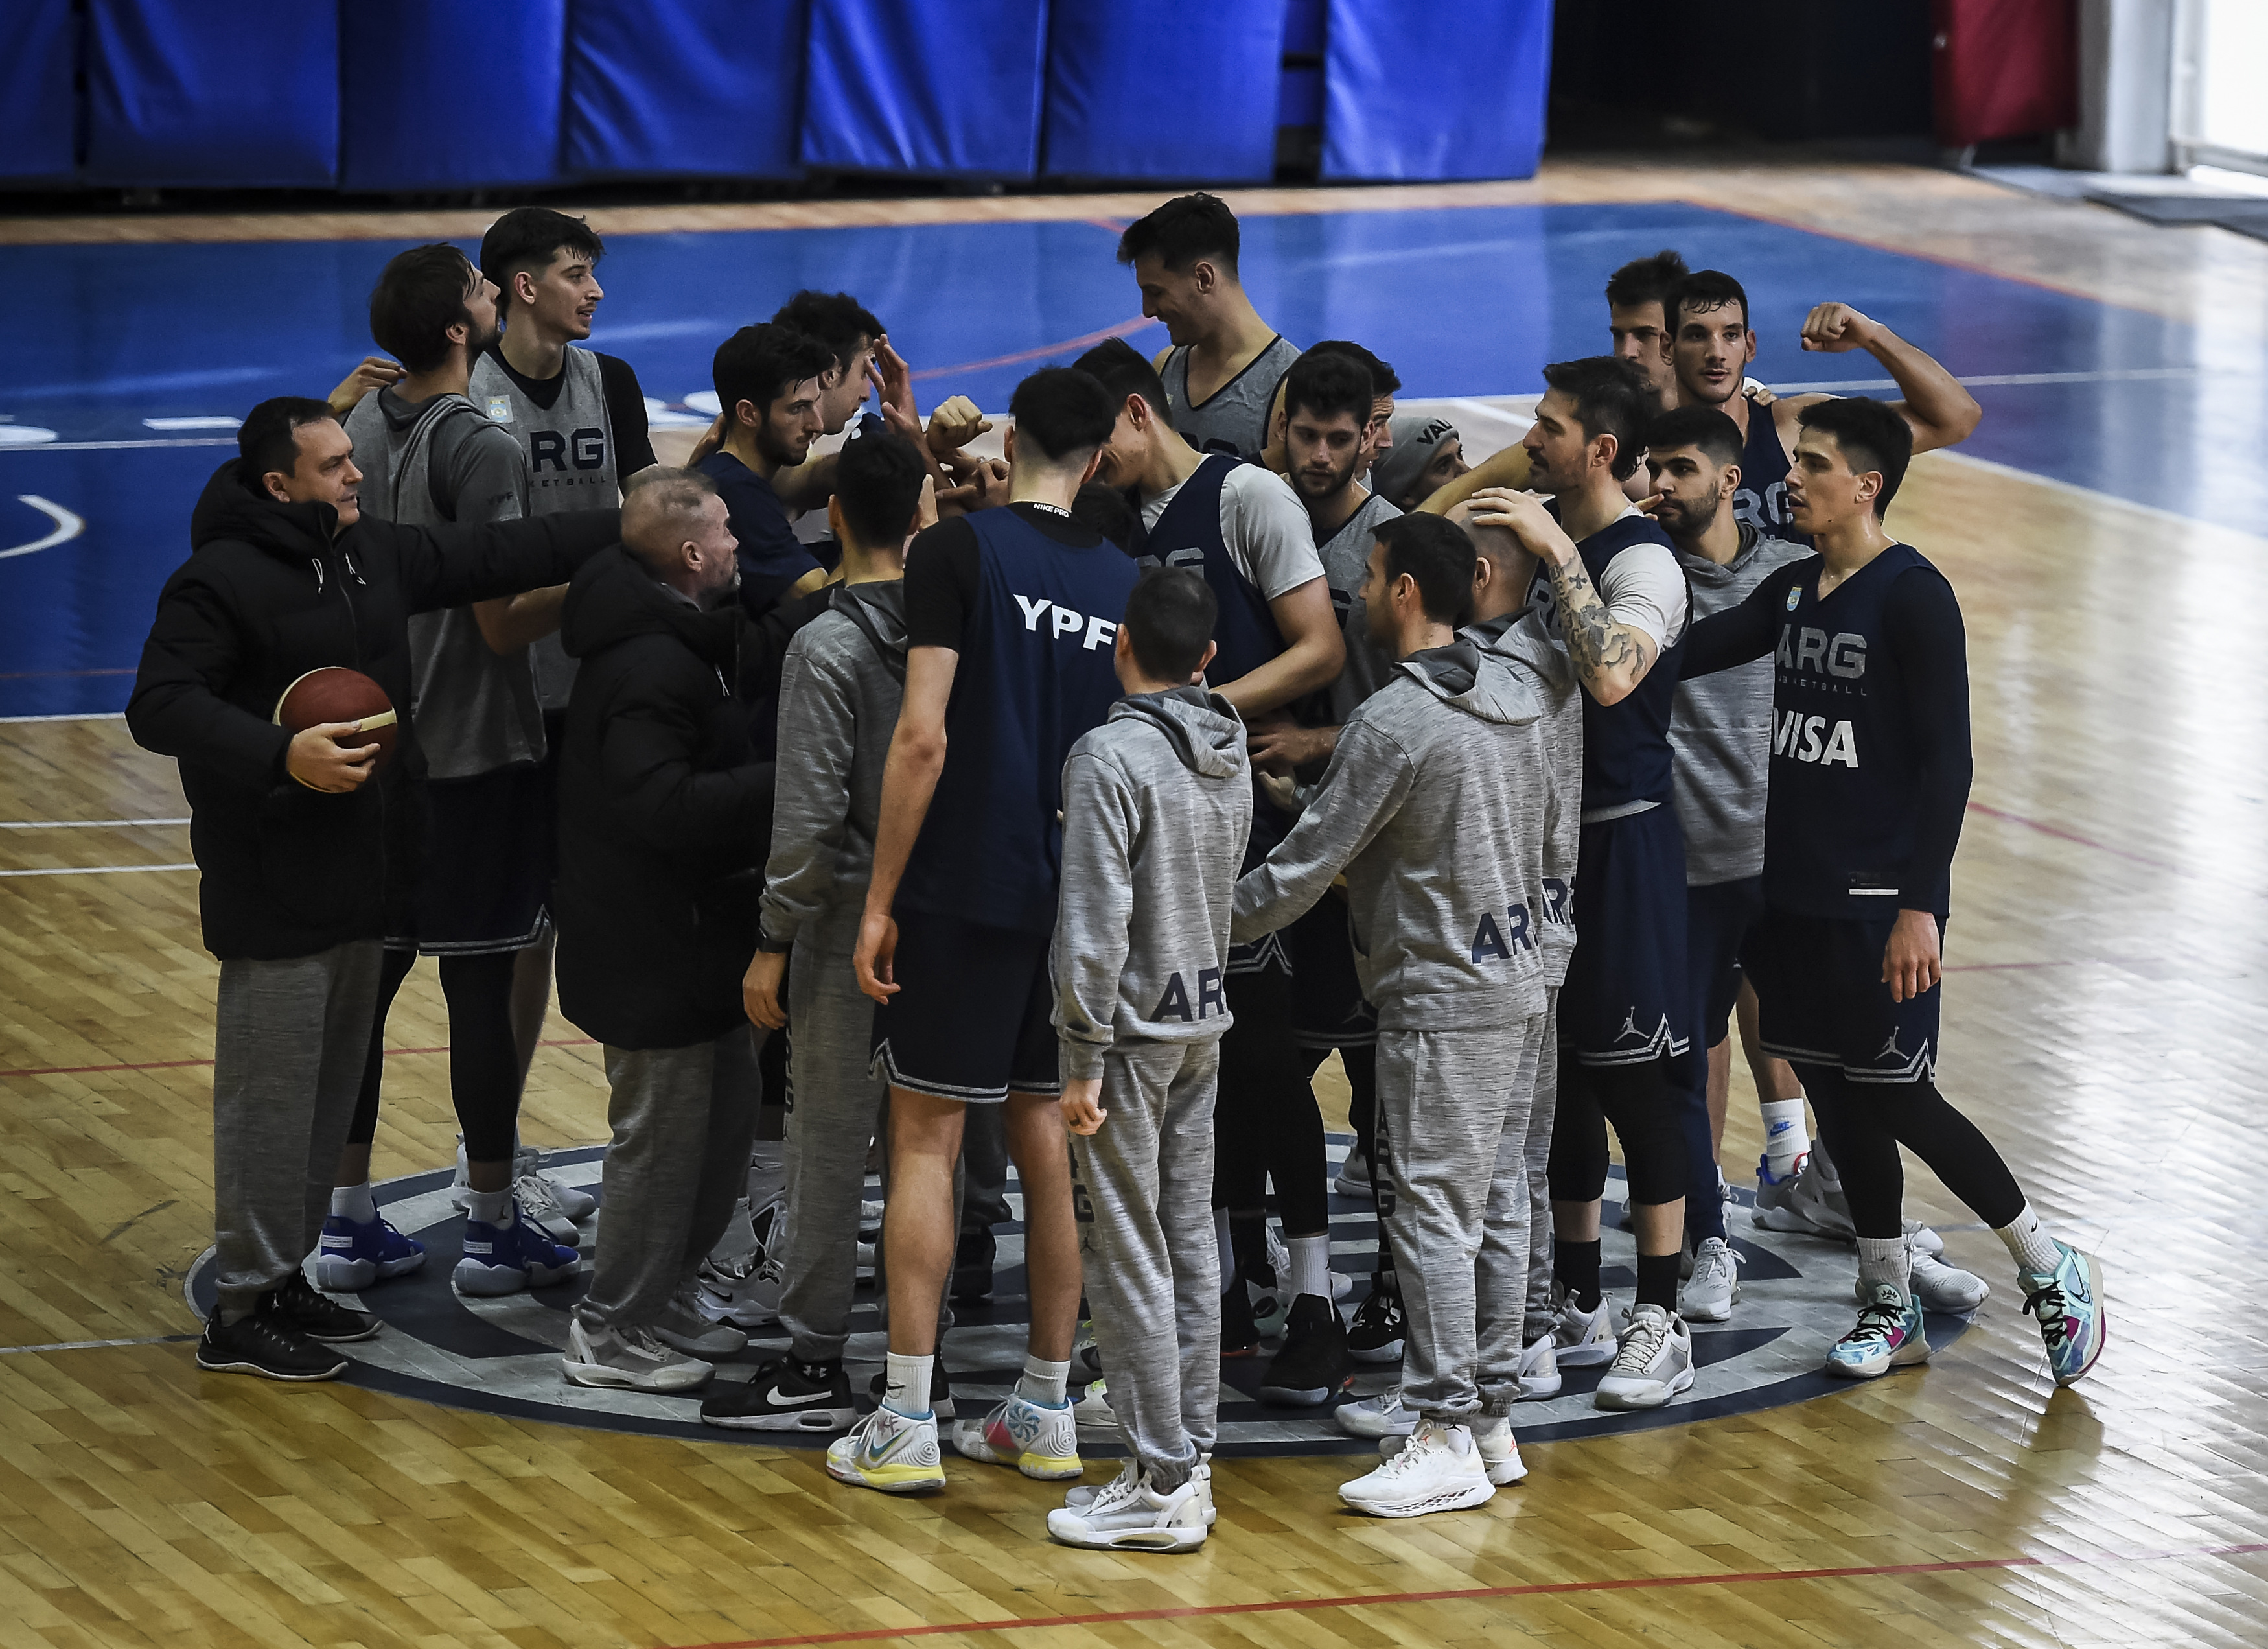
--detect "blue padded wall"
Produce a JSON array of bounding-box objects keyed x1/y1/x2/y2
[
  {"x1": 567, "y1": 0, "x2": 805, "y2": 179},
  {"x1": 1321, "y1": 0, "x2": 1552, "y2": 181},
  {"x1": 0, "y1": 2, "x2": 77, "y2": 181},
  {"x1": 84, "y1": 0, "x2": 339, "y2": 187},
  {"x1": 341, "y1": 1, "x2": 564, "y2": 192},
  {"x1": 802, "y1": 0, "x2": 1048, "y2": 176},
  {"x1": 1042, "y1": 1, "x2": 1287, "y2": 180}
]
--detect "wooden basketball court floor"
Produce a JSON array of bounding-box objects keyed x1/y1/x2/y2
[{"x1": 3, "y1": 159, "x2": 2267, "y2": 1648}]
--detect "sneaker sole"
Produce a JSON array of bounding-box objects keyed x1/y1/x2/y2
[
  {"x1": 297, "y1": 1318, "x2": 382, "y2": 1344},
  {"x1": 561, "y1": 1359, "x2": 710, "y2": 1393},
  {"x1": 1825, "y1": 1347, "x2": 1931, "y2": 1380},
  {"x1": 1258, "y1": 1375, "x2": 1350, "y2": 1406},
  {"x1": 1335, "y1": 1413, "x2": 1415, "y2": 1440},
  {"x1": 1593, "y1": 1369, "x2": 1696, "y2": 1410},
  {"x1": 824, "y1": 1458, "x2": 945, "y2": 1493},
  {"x1": 702, "y1": 1405, "x2": 858, "y2": 1433},
  {"x1": 1682, "y1": 1296, "x2": 1735, "y2": 1324},
  {"x1": 196, "y1": 1351, "x2": 348, "y2": 1381},
  {"x1": 1347, "y1": 1340, "x2": 1405, "y2": 1364},
  {"x1": 1340, "y1": 1479, "x2": 1496, "y2": 1517},
  {"x1": 1046, "y1": 1515, "x2": 1205, "y2": 1552},
  {"x1": 314, "y1": 1259, "x2": 376, "y2": 1291},
  {"x1": 1554, "y1": 1340, "x2": 1617, "y2": 1369}
]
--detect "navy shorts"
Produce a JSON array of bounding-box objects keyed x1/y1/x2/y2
[
  {"x1": 1286, "y1": 896, "x2": 1377, "y2": 1053},
  {"x1": 1744, "y1": 907, "x2": 1943, "y2": 1085},
  {"x1": 1685, "y1": 874, "x2": 1766, "y2": 1051},
  {"x1": 872, "y1": 910, "x2": 1059, "y2": 1103},
  {"x1": 401, "y1": 762, "x2": 552, "y2": 955},
  {"x1": 1560, "y1": 806, "x2": 1694, "y2": 1067}
]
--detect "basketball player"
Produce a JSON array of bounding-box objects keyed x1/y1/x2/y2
[
  {"x1": 1678, "y1": 399, "x2": 2105, "y2": 1388},
  {"x1": 1118, "y1": 193, "x2": 1301, "y2": 459},
  {"x1": 699, "y1": 323, "x2": 841, "y2": 614},
  {"x1": 1261, "y1": 339, "x2": 1398, "y2": 479},
  {"x1": 831, "y1": 368, "x2": 1137, "y2": 1494}
]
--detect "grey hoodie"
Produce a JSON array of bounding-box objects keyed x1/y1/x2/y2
[
  {"x1": 1052, "y1": 686, "x2": 1253, "y2": 1080},
  {"x1": 1232, "y1": 640, "x2": 1550, "y2": 1030},
  {"x1": 758, "y1": 580, "x2": 907, "y2": 952},
  {"x1": 1468, "y1": 605, "x2": 1584, "y2": 988}
]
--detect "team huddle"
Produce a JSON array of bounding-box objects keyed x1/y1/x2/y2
[{"x1": 130, "y1": 193, "x2": 2107, "y2": 1552}]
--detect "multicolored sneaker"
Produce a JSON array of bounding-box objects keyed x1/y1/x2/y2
[
  {"x1": 2020, "y1": 1243, "x2": 2107, "y2": 1386},
  {"x1": 827, "y1": 1405, "x2": 946, "y2": 1493},
  {"x1": 949, "y1": 1392, "x2": 1082, "y2": 1480},
  {"x1": 314, "y1": 1211, "x2": 426, "y2": 1292},
  {"x1": 1825, "y1": 1284, "x2": 1932, "y2": 1380}
]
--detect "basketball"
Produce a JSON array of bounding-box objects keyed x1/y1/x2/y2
[{"x1": 272, "y1": 666, "x2": 398, "y2": 771}]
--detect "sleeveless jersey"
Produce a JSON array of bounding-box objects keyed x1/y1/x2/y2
[
  {"x1": 1161, "y1": 335, "x2": 1300, "y2": 458},
  {"x1": 898, "y1": 508, "x2": 1140, "y2": 935},
  {"x1": 468, "y1": 345, "x2": 618, "y2": 709},
  {"x1": 1731, "y1": 402, "x2": 1803, "y2": 545}
]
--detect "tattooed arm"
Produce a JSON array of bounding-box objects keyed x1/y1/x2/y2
[{"x1": 1464, "y1": 487, "x2": 1674, "y2": 707}]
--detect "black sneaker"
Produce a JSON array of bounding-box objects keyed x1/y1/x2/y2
[
  {"x1": 1258, "y1": 1293, "x2": 1352, "y2": 1405},
  {"x1": 262, "y1": 1272, "x2": 380, "y2": 1342},
  {"x1": 950, "y1": 1224, "x2": 996, "y2": 1304},
  {"x1": 704, "y1": 1357, "x2": 858, "y2": 1432},
  {"x1": 1220, "y1": 1273, "x2": 1260, "y2": 1357},
  {"x1": 195, "y1": 1313, "x2": 349, "y2": 1381},
  {"x1": 866, "y1": 1363, "x2": 955, "y2": 1419},
  {"x1": 1347, "y1": 1275, "x2": 1406, "y2": 1364}
]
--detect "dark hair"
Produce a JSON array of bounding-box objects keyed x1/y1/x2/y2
[
  {"x1": 368, "y1": 244, "x2": 478, "y2": 374},
  {"x1": 1117, "y1": 192, "x2": 1240, "y2": 275},
  {"x1": 1604, "y1": 249, "x2": 1689, "y2": 314},
  {"x1": 1122, "y1": 566, "x2": 1218, "y2": 683},
  {"x1": 1281, "y1": 351, "x2": 1374, "y2": 430},
  {"x1": 238, "y1": 397, "x2": 339, "y2": 487},
  {"x1": 1645, "y1": 405, "x2": 1745, "y2": 471},
  {"x1": 771, "y1": 290, "x2": 886, "y2": 375},
  {"x1": 1072, "y1": 480, "x2": 1137, "y2": 548},
  {"x1": 1072, "y1": 337, "x2": 1169, "y2": 422},
  {"x1": 1797, "y1": 397, "x2": 1913, "y2": 517},
  {"x1": 479, "y1": 207, "x2": 604, "y2": 303},
  {"x1": 1009, "y1": 367, "x2": 1118, "y2": 464},
  {"x1": 713, "y1": 323, "x2": 838, "y2": 425},
  {"x1": 1306, "y1": 340, "x2": 1400, "y2": 397},
  {"x1": 1667, "y1": 269, "x2": 1750, "y2": 331},
  {"x1": 1540, "y1": 355, "x2": 1660, "y2": 482},
  {"x1": 832, "y1": 428, "x2": 928, "y2": 548},
  {"x1": 1374, "y1": 514, "x2": 1475, "y2": 627}
]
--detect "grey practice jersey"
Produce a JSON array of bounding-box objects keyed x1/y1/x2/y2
[{"x1": 1161, "y1": 335, "x2": 1300, "y2": 459}]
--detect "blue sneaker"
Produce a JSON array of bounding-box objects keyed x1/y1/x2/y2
[
  {"x1": 454, "y1": 1201, "x2": 581, "y2": 1298},
  {"x1": 1824, "y1": 1283, "x2": 1931, "y2": 1380},
  {"x1": 315, "y1": 1211, "x2": 427, "y2": 1292},
  {"x1": 2020, "y1": 1242, "x2": 2107, "y2": 1386}
]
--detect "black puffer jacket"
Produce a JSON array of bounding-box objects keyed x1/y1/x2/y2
[{"x1": 126, "y1": 460, "x2": 619, "y2": 961}]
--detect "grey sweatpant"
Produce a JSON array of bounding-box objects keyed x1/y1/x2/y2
[
  {"x1": 212, "y1": 940, "x2": 384, "y2": 1322},
  {"x1": 1068, "y1": 1038, "x2": 1221, "y2": 1490},
  {"x1": 578, "y1": 1027, "x2": 761, "y2": 1334},
  {"x1": 1522, "y1": 988, "x2": 1561, "y2": 1348},
  {"x1": 1374, "y1": 1012, "x2": 1547, "y2": 1423}
]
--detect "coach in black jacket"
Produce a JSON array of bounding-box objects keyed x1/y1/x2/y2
[{"x1": 127, "y1": 397, "x2": 619, "y2": 1384}]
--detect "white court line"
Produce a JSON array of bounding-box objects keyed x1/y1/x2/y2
[
  {"x1": 1770, "y1": 367, "x2": 2199, "y2": 392},
  {"x1": 0, "y1": 712, "x2": 125, "y2": 723},
  {"x1": 0, "y1": 818, "x2": 189, "y2": 828},
  {"x1": 0, "y1": 495, "x2": 86, "y2": 559},
  {"x1": 0, "y1": 438, "x2": 235, "y2": 454},
  {"x1": 0, "y1": 1335, "x2": 196, "y2": 1355},
  {"x1": 0, "y1": 863, "x2": 194, "y2": 878}
]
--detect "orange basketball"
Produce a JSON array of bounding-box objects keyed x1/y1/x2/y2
[{"x1": 272, "y1": 666, "x2": 399, "y2": 771}]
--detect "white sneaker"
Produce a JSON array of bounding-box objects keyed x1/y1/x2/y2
[
  {"x1": 949, "y1": 1392, "x2": 1082, "y2": 1480},
  {"x1": 515, "y1": 1143, "x2": 597, "y2": 1222},
  {"x1": 826, "y1": 1405, "x2": 945, "y2": 1493},
  {"x1": 1065, "y1": 1453, "x2": 1216, "y2": 1525},
  {"x1": 1472, "y1": 1417, "x2": 1528, "y2": 1486},
  {"x1": 1516, "y1": 1333, "x2": 1562, "y2": 1400},
  {"x1": 448, "y1": 1140, "x2": 586, "y2": 1240},
  {"x1": 1594, "y1": 1304, "x2": 1695, "y2": 1410},
  {"x1": 1070, "y1": 1374, "x2": 1113, "y2": 1425},
  {"x1": 561, "y1": 1318, "x2": 712, "y2": 1392},
  {"x1": 698, "y1": 1252, "x2": 786, "y2": 1328},
  {"x1": 1046, "y1": 1462, "x2": 1209, "y2": 1552},
  {"x1": 1339, "y1": 1422, "x2": 1495, "y2": 1517},
  {"x1": 1336, "y1": 1386, "x2": 1418, "y2": 1440},
  {"x1": 1683, "y1": 1237, "x2": 1742, "y2": 1324},
  {"x1": 1908, "y1": 1252, "x2": 1990, "y2": 1313},
  {"x1": 1549, "y1": 1281, "x2": 1618, "y2": 1368},
  {"x1": 705, "y1": 1196, "x2": 762, "y2": 1276},
  {"x1": 511, "y1": 1173, "x2": 583, "y2": 1246},
  {"x1": 652, "y1": 1289, "x2": 747, "y2": 1359}
]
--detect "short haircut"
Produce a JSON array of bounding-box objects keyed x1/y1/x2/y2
[
  {"x1": 1117, "y1": 191, "x2": 1240, "y2": 275},
  {"x1": 1645, "y1": 404, "x2": 1745, "y2": 471},
  {"x1": 1072, "y1": 336, "x2": 1169, "y2": 421},
  {"x1": 713, "y1": 323, "x2": 838, "y2": 422},
  {"x1": 1604, "y1": 249, "x2": 1690, "y2": 314},
  {"x1": 238, "y1": 397, "x2": 339, "y2": 488},
  {"x1": 1667, "y1": 269, "x2": 1750, "y2": 331},
  {"x1": 1305, "y1": 340, "x2": 1401, "y2": 397},
  {"x1": 1281, "y1": 350, "x2": 1374, "y2": 430},
  {"x1": 1010, "y1": 367, "x2": 1118, "y2": 464},
  {"x1": 1374, "y1": 513, "x2": 1475, "y2": 627},
  {"x1": 480, "y1": 207, "x2": 604, "y2": 301},
  {"x1": 1072, "y1": 480, "x2": 1137, "y2": 548},
  {"x1": 1798, "y1": 397, "x2": 1913, "y2": 516},
  {"x1": 771, "y1": 289, "x2": 886, "y2": 375},
  {"x1": 1540, "y1": 355, "x2": 1660, "y2": 482},
  {"x1": 621, "y1": 466, "x2": 719, "y2": 564},
  {"x1": 832, "y1": 428, "x2": 927, "y2": 548},
  {"x1": 1122, "y1": 566, "x2": 1218, "y2": 683},
  {"x1": 368, "y1": 244, "x2": 478, "y2": 374}
]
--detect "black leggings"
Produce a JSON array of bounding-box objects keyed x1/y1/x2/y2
[
  {"x1": 1546, "y1": 1051, "x2": 1689, "y2": 1210},
  {"x1": 1797, "y1": 1064, "x2": 2024, "y2": 1239},
  {"x1": 347, "y1": 947, "x2": 525, "y2": 1162},
  {"x1": 1213, "y1": 963, "x2": 1330, "y2": 1237}
]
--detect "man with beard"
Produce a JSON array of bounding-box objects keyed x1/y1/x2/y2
[
  {"x1": 1260, "y1": 339, "x2": 1398, "y2": 482},
  {"x1": 698, "y1": 324, "x2": 844, "y2": 617}
]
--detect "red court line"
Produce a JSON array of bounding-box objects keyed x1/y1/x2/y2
[
  {"x1": 0, "y1": 1036, "x2": 597, "y2": 1081},
  {"x1": 909, "y1": 315, "x2": 1159, "y2": 381},
  {"x1": 1963, "y1": 799, "x2": 2179, "y2": 871},
  {"x1": 674, "y1": 1539, "x2": 2268, "y2": 1649}
]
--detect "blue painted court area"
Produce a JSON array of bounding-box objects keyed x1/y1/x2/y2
[{"x1": 0, "y1": 198, "x2": 2247, "y2": 718}]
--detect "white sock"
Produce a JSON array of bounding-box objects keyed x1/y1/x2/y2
[
  {"x1": 1215, "y1": 1207, "x2": 1236, "y2": 1292},
  {"x1": 1855, "y1": 1235, "x2": 1912, "y2": 1300},
  {"x1": 1760, "y1": 1099, "x2": 1810, "y2": 1173},
  {"x1": 1287, "y1": 1234, "x2": 1331, "y2": 1302},
  {"x1": 1015, "y1": 1353, "x2": 1070, "y2": 1407},
  {"x1": 747, "y1": 1140, "x2": 787, "y2": 1212},
  {"x1": 1994, "y1": 1203, "x2": 2061, "y2": 1275},
  {"x1": 330, "y1": 1181, "x2": 377, "y2": 1222},
  {"x1": 883, "y1": 1351, "x2": 934, "y2": 1418},
  {"x1": 465, "y1": 1188, "x2": 512, "y2": 1228}
]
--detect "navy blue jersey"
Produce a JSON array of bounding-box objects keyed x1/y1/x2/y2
[
  {"x1": 1532, "y1": 511, "x2": 1687, "y2": 813},
  {"x1": 899, "y1": 507, "x2": 1140, "y2": 934},
  {"x1": 697, "y1": 452, "x2": 820, "y2": 617},
  {"x1": 1731, "y1": 403, "x2": 1802, "y2": 544},
  {"x1": 1124, "y1": 454, "x2": 1287, "y2": 686}
]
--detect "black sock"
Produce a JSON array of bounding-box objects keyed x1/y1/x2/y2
[
  {"x1": 1636, "y1": 1251, "x2": 1681, "y2": 1313},
  {"x1": 1555, "y1": 1237, "x2": 1602, "y2": 1310}
]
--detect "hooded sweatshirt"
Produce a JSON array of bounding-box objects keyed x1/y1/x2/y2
[
  {"x1": 1052, "y1": 686, "x2": 1253, "y2": 1080},
  {"x1": 1468, "y1": 604, "x2": 1584, "y2": 988},
  {"x1": 1231, "y1": 639, "x2": 1550, "y2": 1029}
]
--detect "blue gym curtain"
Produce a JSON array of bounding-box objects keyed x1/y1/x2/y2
[
  {"x1": 340, "y1": 2, "x2": 565, "y2": 192},
  {"x1": 0, "y1": 2, "x2": 76, "y2": 181},
  {"x1": 801, "y1": 0, "x2": 1050, "y2": 176},
  {"x1": 567, "y1": 0, "x2": 806, "y2": 179},
  {"x1": 1320, "y1": 0, "x2": 1553, "y2": 181},
  {"x1": 1041, "y1": 1, "x2": 1287, "y2": 180}
]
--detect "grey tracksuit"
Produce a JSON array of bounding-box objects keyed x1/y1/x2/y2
[
  {"x1": 1054, "y1": 687, "x2": 1251, "y2": 1489},
  {"x1": 1232, "y1": 640, "x2": 1551, "y2": 1422}
]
